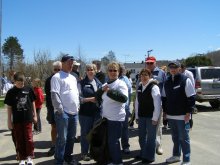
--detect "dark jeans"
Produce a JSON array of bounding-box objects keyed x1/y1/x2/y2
[
  {"x1": 34, "y1": 108, "x2": 42, "y2": 132},
  {"x1": 138, "y1": 117, "x2": 157, "y2": 161},
  {"x1": 79, "y1": 113, "x2": 101, "y2": 154},
  {"x1": 13, "y1": 122, "x2": 34, "y2": 160},
  {"x1": 107, "y1": 120, "x2": 123, "y2": 164},
  {"x1": 121, "y1": 108, "x2": 130, "y2": 150}
]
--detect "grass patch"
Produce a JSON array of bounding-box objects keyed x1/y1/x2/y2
[{"x1": 0, "y1": 99, "x2": 4, "y2": 108}]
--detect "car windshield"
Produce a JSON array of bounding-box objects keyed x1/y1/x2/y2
[{"x1": 201, "y1": 69, "x2": 220, "y2": 79}]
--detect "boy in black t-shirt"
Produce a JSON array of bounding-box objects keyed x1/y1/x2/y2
[{"x1": 4, "y1": 72, "x2": 37, "y2": 165}]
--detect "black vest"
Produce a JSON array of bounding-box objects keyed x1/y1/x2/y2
[
  {"x1": 164, "y1": 73, "x2": 188, "y2": 115},
  {"x1": 137, "y1": 82, "x2": 155, "y2": 118}
]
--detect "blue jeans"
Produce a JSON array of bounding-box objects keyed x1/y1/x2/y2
[
  {"x1": 121, "y1": 108, "x2": 130, "y2": 150},
  {"x1": 54, "y1": 112, "x2": 78, "y2": 165},
  {"x1": 107, "y1": 120, "x2": 123, "y2": 164},
  {"x1": 79, "y1": 113, "x2": 101, "y2": 154},
  {"x1": 168, "y1": 119, "x2": 191, "y2": 162},
  {"x1": 138, "y1": 117, "x2": 157, "y2": 161}
]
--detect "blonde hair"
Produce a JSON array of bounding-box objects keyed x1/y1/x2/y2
[
  {"x1": 53, "y1": 61, "x2": 62, "y2": 68},
  {"x1": 107, "y1": 62, "x2": 120, "y2": 71},
  {"x1": 33, "y1": 78, "x2": 42, "y2": 87},
  {"x1": 160, "y1": 65, "x2": 167, "y2": 72},
  {"x1": 86, "y1": 64, "x2": 97, "y2": 73}
]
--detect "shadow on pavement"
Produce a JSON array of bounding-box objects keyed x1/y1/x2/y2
[
  {"x1": 0, "y1": 129, "x2": 9, "y2": 134},
  {"x1": 34, "y1": 140, "x2": 51, "y2": 149},
  {"x1": 196, "y1": 104, "x2": 219, "y2": 112},
  {"x1": 0, "y1": 154, "x2": 16, "y2": 162}
]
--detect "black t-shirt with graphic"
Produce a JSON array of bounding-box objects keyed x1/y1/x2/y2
[{"x1": 4, "y1": 86, "x2": 36, "y2": 123}]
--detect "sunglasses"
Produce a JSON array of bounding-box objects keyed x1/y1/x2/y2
[
  {"x1": 54, "y1": 68, "x2": 61, "y2": 71},
  {"x1": 146, "y1": 62, "x2": 154, "y2": 65},
  {"x1": 87, "y1": 69, "x2": 94, "y2": 71},
  {"x1": 108, "y1": 69, "x2": 117, "y2": 72}
]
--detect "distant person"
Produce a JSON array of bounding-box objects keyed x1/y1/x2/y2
[
  {"x1": 4, "y1": 72, "x2": 37, "y2": 165},
  {"x1": 145, "y1": 56, "x2": 166, "y2": 155},
  {"x1": 70, "y1": 60, "x2": 81, "y2": 143},
  {"x1": 51, "y1": 55, "x2": 80, "y2": 165},
  {"x1": 44, "y1": 61, "x2": 62, "y2": 156},
  {"x1": 180, "y1": 64, "x2": 195, "y2": 87},
  {"x1": 32, "y1": 78, "x2": 44, "y2": 135},
  {"x1": 135, "y1": 72, "x2": 139, "y2": 83},
  {"x1": 78, "y1": 64, "x2": 102, "y2": 161},
  {"x1": 92, "y1": 60, "x2": 106, "y2": 84},
  {"x1": 2, "y1": 73, "x2": 14, "y2": 95},
  {"x1": 134, "y1": 68, "x2": 161, "y2": 164},
  {"x1": 71, "y1": 60, "x2": 81, "y2": 81},
  {"x1": 162, "y1": 61, "x2": 195, "y2": 165},
  {"x1": 119, "y1": 64, "x2": 132, "y2": 154}
]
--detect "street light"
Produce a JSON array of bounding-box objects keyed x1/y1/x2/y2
[
  {"x1": 147, "y1": 49, "x2": 153, "y2": 57},
  {"x1": 145, "y1": 49, "x2": 153, "y2": 67}
]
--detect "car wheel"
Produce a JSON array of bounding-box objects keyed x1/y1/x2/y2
[
  {"x1": 192, "y1": 107, "x2": 198, "y2": 114},
  {"x1": 209, "y1": 100, "x2": 220, "y2": 109}
]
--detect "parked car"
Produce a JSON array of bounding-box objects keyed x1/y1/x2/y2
[{"x1": 187, "y1": 66, "x2": 220, "y2": 109}]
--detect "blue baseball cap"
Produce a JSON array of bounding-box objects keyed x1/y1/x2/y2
[{"x1": 61, "y1": 55, "x2": 74, "y2": 62}]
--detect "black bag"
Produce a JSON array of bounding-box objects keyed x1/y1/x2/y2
[{"x1": 86, "y1": 118, "x2": 109, "y2": 165}]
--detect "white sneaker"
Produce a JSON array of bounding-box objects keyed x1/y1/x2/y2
[
  {"x1": 156, "y1": 145, "x2": 163, "y2": 155},
  {"x1": 19, "y1": 160, "x2": 26, "y2": 165},
  {"x1": 26, "y1": 157, "x2": 34, "y2": 165},
  {"x1": 181, "y1": 162, "x2": 191, "y2": 165},
  {"x1": 166, "y1": 156, "x2": 180, "y2": 163}
]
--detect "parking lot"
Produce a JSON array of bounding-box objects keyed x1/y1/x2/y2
[{"x1": 0, "y1": 102, "x2": 220, "y2": 165}]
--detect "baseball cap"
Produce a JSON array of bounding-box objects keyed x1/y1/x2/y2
[
  {"x1": 61, "y1": 55, "x2": 74, "y2": 62},
  {"x1": 73, "y1": 60, "x2": 80, "y2": 66},
  {"x1": 145, "y1": 56, "x2": 156, "y2": 63},
  {"x1": 168, "y1": 61, "x2": 180, "y2": 68}
]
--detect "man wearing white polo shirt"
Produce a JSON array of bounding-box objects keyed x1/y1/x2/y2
[{"x1": 51, "y1": 54, "x2": 80, "y2": 165}]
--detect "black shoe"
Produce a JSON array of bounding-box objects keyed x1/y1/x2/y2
[
  {"x1": 47, "y1": 146, "x2": 55, "y2": 156},
  {"x1": 81, "y1": 153, "x2": 91, "y2": 161},
  {"x1": 74, "y1": 136, "x2": 80, "y2": 143},
  {"x1": 142, "y1": 158, "x2": 154, "y2": 164},
  {"x1": 65, "y1": 159, "x2": 81, "y2": 165},
  {"x1": 134, "y1": 155, "x2": 142, "y2": 160},
  {"x1": 123, "y1": 148, "x2": 130, "y2": 154}
]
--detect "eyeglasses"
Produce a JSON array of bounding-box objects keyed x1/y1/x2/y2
[
  {"x1": 54, "y1": 68, "x2": 61, "y2": 71},
  {"x1": 146, "y1": 62, "x2": 154, "y2": 65},
  {"x1": 108, "y1": 69, "x2": 118, "y2": 72},
  {"x1": 87, "y1": 69, "x2": 94, "y2": 71}
]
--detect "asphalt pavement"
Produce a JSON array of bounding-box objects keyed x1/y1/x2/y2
[{"x1": 0, "y1": 102, "x2": 220, "y2": 165}]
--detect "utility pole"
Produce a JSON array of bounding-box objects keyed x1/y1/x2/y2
[{"x1": 0, "y1": 0, "x2": 2, "y2": 72}]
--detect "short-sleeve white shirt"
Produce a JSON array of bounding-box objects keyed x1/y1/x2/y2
[{"x1": 51, "y1": 71, "x2": 79, "y2": 115}]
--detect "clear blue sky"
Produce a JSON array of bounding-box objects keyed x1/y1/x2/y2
[{"x1": 2, "y1": 0, "x2": 220, "y2": 63}]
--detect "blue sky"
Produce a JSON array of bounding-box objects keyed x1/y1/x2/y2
[{"x1": 2, "y1": 0, "x2": 220, "y2": 63}]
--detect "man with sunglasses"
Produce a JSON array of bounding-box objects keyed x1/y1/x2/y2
[
  {"x1": 44, "y1": 61, "x2": 62, "y2": 156},
  {"x1": 162, "y1": 61, "x2": 195, "y2": 165},
  {"x1": 145, "y1": 56, "x2": 166, "y2": 155}
]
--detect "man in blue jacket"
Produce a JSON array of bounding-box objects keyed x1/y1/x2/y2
[{"x1": 162, "y1": 61, "x2": 195, "y2": 165}]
